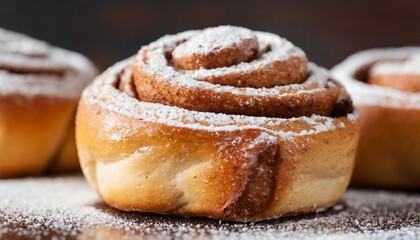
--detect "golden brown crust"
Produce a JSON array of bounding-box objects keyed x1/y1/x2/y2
[
  {"x1": 49, "y1": 124, "x2": 81, "y2": 173},
  {"x1": 0, "y1": 28, "x2": 96, "y2": 178},
  {"x1": 77, "y1": 26, "x2": 359, "y2": 221},
  {"x1": 77, "y1": 86, "x2": 358, "y2": 221},
  {"x1": 332, "y1": 47, "x2": 420, "y2": 188},
  {"x1": 0, "y1": 95, "x2": 76, "y2": 178},
  {"x1": 369, "y1": 74, "x2": 420, "y2": 93},
  {"x1": 367, "y1": 56, "x2": 420, "y2": 93},
  {"x1": 77, "y1": 102, "x2": 279, "y2": 219},
  {"x1": 352, "y1": 105, "x2": 420, "y2": 188}
]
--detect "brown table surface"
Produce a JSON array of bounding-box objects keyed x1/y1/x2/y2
[{"x1": 0, "y1": 175, "x2": 419, "y2": 240}]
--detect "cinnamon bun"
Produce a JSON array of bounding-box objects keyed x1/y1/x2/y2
[
  {"x1": 332, "y1": 47, "x2": 420, "y2": 188},
  {"x1": 0, "y1": 28, "x2": 96, "y2": 178},
  {"x1": 77, "y1": 26, "x2": 359, "y2": 221}
]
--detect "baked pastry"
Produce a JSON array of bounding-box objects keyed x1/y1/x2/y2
[
  {"x1": 0, "y1": 28, "x2": 96, "y2": 178},
  {"x1": 332, "y1": 47, "x2": 420, "y2": 188},
  {"x1": 77, "y1": 26, "x2": 359, "y2": 221}
]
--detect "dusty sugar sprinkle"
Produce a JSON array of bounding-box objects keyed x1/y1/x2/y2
[
  {"x1": 331, "y1": 47, "x2": 420, "y2": 109},
  {"x1": 172, "y1": 26, "x2": 257, "y2": 57},
  {"x1": 85, "y1": 58, "x2": 356, "y2": 146},
  {"x1": 371, "y1": 53, "x2": 420, "y2": 75},
  {"x1": 0, "y1": 175, "x2": 419, "y2": 240},
  {"x1": 135, "y1": 28, "x2": 310, "y2": 98},
  {"x1": 0, "y1": 28, "x2": 96, "y2": 98}
]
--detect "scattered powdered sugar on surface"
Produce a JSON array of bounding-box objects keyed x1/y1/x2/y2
[
  {"x1": 0, "y1": 28, "x2": 97, "y2": 98},
  {"x1": 0, "y1": 175, "x2": 419, "y2": 240},
  {"x1": 331, "y1": 47, "x2": 420, "y2": 109}
]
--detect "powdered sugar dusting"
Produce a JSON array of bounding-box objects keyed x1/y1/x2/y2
[
  {"x1": 185, "y1": 31, "x2": 305, "y2": 81},
  {"x1": 0, "y1": 28, "x2": 50, "y2": 57},
  {"x1": 134, "y1": 28, "x2": 310, "y2": 97},
  {"x1": 85, "y1": 59, "x2": 356, "y2": 145},
  {"x1": 371, "y1": 53, "x2": 420, "y2": 75},
  {"x1": 331, "y1": 47, "x2": 420, "y2": 109},
  {"x1": 1, "y1": 175, "x2": 418, "y2": 239},
  {"x1": 0, "y1": 52, "x2": 67, "y2": 73},
  {"x1": 0, "y1": 28, "x2": 97, "y2": 98},
  {"x1": 172, "y1": 25, "x2": 256, "y2": 57}
]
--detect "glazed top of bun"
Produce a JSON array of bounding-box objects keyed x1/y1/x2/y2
[{"x1": 0, "y1": 28, "x2": 96, "y2": 98}]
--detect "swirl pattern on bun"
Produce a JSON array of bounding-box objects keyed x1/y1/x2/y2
[{"x1": 77, "y1": 26, "x2": 359, "y2": 221}]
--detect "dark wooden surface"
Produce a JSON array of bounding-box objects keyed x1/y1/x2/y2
[
  {"x1": 0, "y1": 175, "x2": 419, "y2": 239},
  {"x1": 1, "y1": 0, "x2": 420, "y2": 70}
]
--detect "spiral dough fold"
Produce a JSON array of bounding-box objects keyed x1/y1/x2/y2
[{"x1": 77, "y1": 26, "x2": 359, "y2": 221}]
